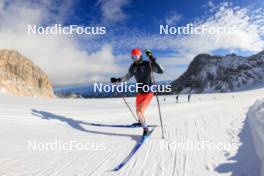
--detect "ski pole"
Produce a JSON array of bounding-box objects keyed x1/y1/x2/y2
[
  {"x1": 155, "y1": 92, "x2": 164, "y2": 139},
  {"x1": 146, "y1": 51, "x2": 165, "y2": 139},
  {"x1": 122, "y1": 96, "x2": 138, "y2": 121}
]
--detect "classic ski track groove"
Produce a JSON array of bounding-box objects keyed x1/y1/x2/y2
[{"x1": 0, "y1": 90, "x2": 262, "y2": 175}]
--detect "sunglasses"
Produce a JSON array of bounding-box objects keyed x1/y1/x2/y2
[{"x1": 131, "y1": 55, "x2": 141, "y2": 60}]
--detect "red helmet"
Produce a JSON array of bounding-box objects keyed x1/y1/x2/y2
[{"x1": 131, "y1": 48, "x2": 142, "y2": 56}]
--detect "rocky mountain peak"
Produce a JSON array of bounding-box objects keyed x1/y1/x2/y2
[
  {"x1": 0, "y1": 49, "x2": 54, "y2": 97},
  {"x1": 171, "y1": 50, "x2": 264, "y2": 94}
]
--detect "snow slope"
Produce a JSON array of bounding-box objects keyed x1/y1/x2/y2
[
  {"x1": 0, "y1": 88, "x2": 263, "y2": 176},
  {"x1": 248, "y1": 99, "x2": 264, "y2": 176}
]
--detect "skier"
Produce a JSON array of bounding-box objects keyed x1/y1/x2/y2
[
  {"x1": 176, "y1": 95, "x2": 179, "y2": 103},
  {"x1": 110, "y1": 48, "x2": 164, "y2": 136},
  {"x1": 188, "y1": 94, "x2": 191, "y2": 102}
]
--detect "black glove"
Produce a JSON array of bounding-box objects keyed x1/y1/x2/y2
[
  {"x1": 145, "y1": 50, "x2": 152, "y2": 57},
  {"x1": 110, "y1": 77, "x2": 121, "y2": 83},
  {"x1": 145, "y1": 50, "x2": 156, "y2": 62}
]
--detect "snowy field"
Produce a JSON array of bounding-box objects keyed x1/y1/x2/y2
[
  {"x1": 248, "y1": 99, "x2": 264, "y2": 176},
  {"x1": 0, "y1": 88, "x2": 263, "y2": 176}
]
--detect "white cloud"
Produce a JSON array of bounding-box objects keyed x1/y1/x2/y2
[
  {"x1": 208, "y1": 1, "x2": 214, "y2": 7},
  {"x1": 190, "y1": 3, "x2": 264, "y2": 52},
  {"x1": 165, "y1": 11, "x2": 182, "y2": 25},
  {"x1": 0, "y1": 0, "x2": 120, "y2": 85},
  {"x1": 97, "y1": 0, "x2": 130, "y2": 23},
  {"x1": 129, "y1": 6, "x2": 261, "y2": 62}
]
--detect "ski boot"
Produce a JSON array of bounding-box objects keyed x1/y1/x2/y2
[
  {"x1": 143, "y1": 127, "x2": 150, "y2": 138},
  {"x1": 131, "y1": 122, "x2": 142, "y2": 127}
]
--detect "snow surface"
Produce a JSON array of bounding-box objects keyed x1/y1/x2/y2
[
  {"x1": 0, "y1": 88, "x2": 263, "y2": 176},
  {"x1": 248, "y1": 99, "x2": 264, "y2": 176}
]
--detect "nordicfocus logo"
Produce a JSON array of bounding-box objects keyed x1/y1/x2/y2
[
  {"x1": 93, "y1": 82, "x2": 172, "y2": 93},
  {"x1": 160, "y1": 23, "x2": 237, "y2": 35},
  {"x1": 27, "y1": 24, "x2": 106, "y2": 35},
  {"x1": 27, "y1": 140, "x2": 106, "y2": 151},
  {"x1": 159, "y1": 140, "x2": 239, "y2": 151}
]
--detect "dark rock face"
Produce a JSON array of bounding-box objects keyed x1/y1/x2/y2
[{"x1": 171, "y1": 51, "x2": 264, "y2": 93}]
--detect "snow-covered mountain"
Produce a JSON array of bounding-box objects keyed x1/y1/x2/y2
[{"x1": 171, "y1": 50, "x2": 264, "y2": 93}]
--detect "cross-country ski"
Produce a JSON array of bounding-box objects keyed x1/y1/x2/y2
[{"x1": 112, "y1": 128, "x2": 155, "y2": 171}]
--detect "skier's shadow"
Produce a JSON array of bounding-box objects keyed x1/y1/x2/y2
[{"x1": 31, "y1": 109, "x2": 140, "y2": 142}]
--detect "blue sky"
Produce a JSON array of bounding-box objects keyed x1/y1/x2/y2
[
  {"x1": 0, "y1": 0, "x2": 264, "y2": 85},
  {"x1": 64, "y1": 0, "x2": 264, "y2": 55},
  {"x1": 62, "y1": 0, "x2": 263, "y2": 28}
]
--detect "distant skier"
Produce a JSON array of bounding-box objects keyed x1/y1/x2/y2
[
  {"x1": 163, "y1": 97, "x2": 166, "y2": 102},
  {"x1": 188, "y1": 94, "x2": 191, "y2": 102},
  {"x1": 176, "y1": 95, "x2": 179, "y2": 103},
  {"x1": 110, "y1": 48, "x2": 164, "y2": 136}
]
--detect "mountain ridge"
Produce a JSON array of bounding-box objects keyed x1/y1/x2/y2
[
  {"x1": 0, "y1": 49, "x2": 54, "y2": 97},
  {"x1": 171, "y1": 50, "x2": 264, "y2": 93}
]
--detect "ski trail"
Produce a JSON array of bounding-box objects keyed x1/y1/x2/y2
[{"x1": 0, "y1": 88, "x2": 263, "y2": 175}]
